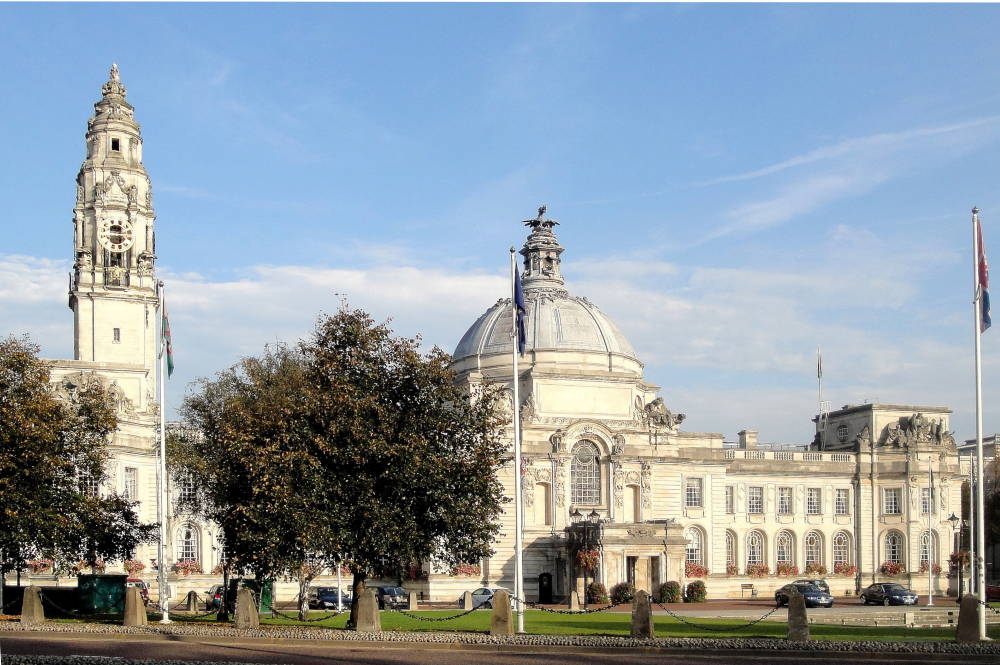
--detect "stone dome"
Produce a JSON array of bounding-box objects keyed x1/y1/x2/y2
[
  {"x1": 452, "y1": 206, "x2": 638, "y2": 365},
  {"x1": 453, "y1": 293, "x2": 637, "y2": 361}
]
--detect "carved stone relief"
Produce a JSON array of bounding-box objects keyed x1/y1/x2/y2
[
  {"x1": 553, "y1": 458, "x2": 567, "y2": 507},
  {"x1": 611, "y1": 433, "x2": 626, "y2": 456},
  {"x1": 640, "y1": 462, "x2": 652, "y2": 509},
  {"x1": 549, "y1": 429, "x2": 564, "y2": 454},
  {"x1": 642, "y1": 397, "x2": 685, "y2": 430},
  {"x1": 613, "y1": 461, "x2": 624, "y2": 509}
]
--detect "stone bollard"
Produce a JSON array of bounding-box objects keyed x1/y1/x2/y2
[
  {"x1": 630, "y1": 590, "x2": 654, "y2": 639},
  {"x1": 490, "y1": 589, "x2": 514, "y2": 635},
  {"x1": 19, "y1": 586, "x2": 45, "y2": 626},
  {"x1": 185, "y1": 590, "x2": 199, "y2": 612},
  {"x1": 123, "y1": 586, "x2": 147, "y2": 626},
  {"x1": 234, "y1": 588, "x2": 259, "y2": 629},
  {"x1": 462, "y1": 590, "x2": 474, "y2": 610},
  {"x1": 786, "y1": 588, "x2": 810, "y2": 642},
  {"x1": 956, "y1": 594, "x2": 983, "y2": 642},
  {"x1": 408, "y1": 591, "x2": 419, "y2": 611},
  {"x1": 354, "y1": 589, "x2": 381, "y2": 632},
  {"x1": 568, "y1": 590, "x2": 581, "y2": 611}
]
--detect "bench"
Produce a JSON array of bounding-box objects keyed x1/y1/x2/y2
[{"x1": 740, "y1": 583, "x2": 758, "y2": 599}]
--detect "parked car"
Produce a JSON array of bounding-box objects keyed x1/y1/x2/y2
[
  {"x1": 793, "y1": 578, "x2": 830, "y2": 594},
  {"x1": 125, "y1": 578, "x2": 150, "y2": 605},
  {"x1": 860, "y1": 583, "x2": 918, "y2": 606},
  {"x1": 459, "y1": 587, "x2": 513, "y2": 610},
  {"x1": 774, "y1": 582, "x2": 833, "y2": 608},
  {"x1": 308, "y1": 586, "x2": 352, "y2": 609},
  {"x1": 205, "y1": 584, "x2": 225, "y2": 610},
  {"x1": 987, "y1": 584, "x2": 1000, "y2": 602},
  {"x1": 370, "y1": 585, "x2": 408, "y2": 609}
]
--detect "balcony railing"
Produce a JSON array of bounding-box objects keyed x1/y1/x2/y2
[{"x1": 723, "y1": 449, "x2": 856, "y2": 464}]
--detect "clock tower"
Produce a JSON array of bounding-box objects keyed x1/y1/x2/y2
[{"x1": 69, "y1": 64, "x2": 158, "y2": 368}]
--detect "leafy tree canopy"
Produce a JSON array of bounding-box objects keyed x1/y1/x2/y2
[
  {"x1": 0, "y1": 335, "x2": 155, "y2": 574},
  {"x1": 178, "y1": 308, "x2": 508, "y2": 626}
]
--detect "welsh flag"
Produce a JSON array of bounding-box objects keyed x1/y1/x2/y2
[{"x1": 161, "y1": 300, "x2": 174, "y2": 377}]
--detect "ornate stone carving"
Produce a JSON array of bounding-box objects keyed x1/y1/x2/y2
[
  {"x1": 643, "y1": 397, "x2": 685, "y2": 430},
  {"x1": 553, "y1": 458, "x2": 567, "y2": 507},
  {"x1": 856, "y1": 424, "x2": 871, "y2": 448},
  {"x1": 627, "y1": 527, "x2": 654, "y2": 538},
  {"x1": 520, "y1": 393, "x2": 535, "y2": 424},
  {"x1": 881, "y1": 413, "x2": 954, "y2": 448},
  {"x1": 549, "y1": 429, "x2": 564, "y2": 454},
  {"x1": 75, "y1": 250, "x2": 92, "y2": 269},
  {"x1": 640, "y1": 462, "x2": 652, "y2": 509},
  {"x1": 611, "y1": 433, "x2": 626, "y2": 456},
  {"x1": 613, "y1": 462, "x2": 624, "y2": 509}
]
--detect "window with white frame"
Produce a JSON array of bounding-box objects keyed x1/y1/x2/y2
[
  {"x1": 78, "y1": 468, "x2": 100, "y2": 497},
  {"x1": 835, "y1": 488, "x2": 850, "y2": 515},
  {"x1": 725, "y1": 486, "x2": 734, "y2": 514},
  {"x1": 747, "y1": 486, "x2": 763, "y2": 514},
  {"x1": 685, "y1": 527, "x2": 704, "y2": 565},
  {"x1": 778, "y1": 487, "x2": 792, "y2": 514},
  {"x1": 746, "y1": 531, "x2": 765, "y2": 566},
  {"x1": 685, "y1": 478, "x2": 703, "y2": 508},
  {"x1": 883, "y1": 487, "x2": 902, "y2": 515},
  {"x1": 833, "y1": 531, "x2": 851, "y2": 566},
  {"x1": 885, "y1": 531, "x2": 903, "y2": 564},
  {"x1": 571, "y1": 441, "x2": 601, "y2": 505},
  {"x1": 123, "y1": 467, "x2": 138, "y2": 501},
  {"x1": 176, "y1": 523, "x2": 199, "y2": 562},
  {"x1": 921, "y1": 487, "x2": 934, "y2": 515},
  {"x1": 177, "y1": 473, "x2": 197, "y2": 506},
  {"x1": 805, "y1": 531, "x2": 822, "y2": 565},
  {"x1": 919, "y1": 531, "x2": 938, "y2": 566},
  {"x1": 725, "y1": 531, "x2": 736, "y2": 567},
  {"x1": 776, "y1": 531, "x2": 794, "y2": 565},
  {"x1": 807, "y1": 488, "x2": 822, "y2": 515}
]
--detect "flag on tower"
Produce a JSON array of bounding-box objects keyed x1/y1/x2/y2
[
  {"x1": 514, "y1": 266, "x2": 527, "y2": 356},
  {"x1": 160, "y1": 299, "x2": 175, "y2": 377},
  {"x1": 817, "y1": 346, "x2": 823, "y2": 379},
  {"x1": 977, "y1": 216, "x2": 991, "y2": 333}
]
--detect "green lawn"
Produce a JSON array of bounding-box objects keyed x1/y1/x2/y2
[{"x1": 132, "y1": 609, "x2": 1000, "y2": 641}]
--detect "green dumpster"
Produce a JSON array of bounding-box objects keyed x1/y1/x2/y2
[{"x1": 78, "y1": 574, "x2": 127, "y2": 614}]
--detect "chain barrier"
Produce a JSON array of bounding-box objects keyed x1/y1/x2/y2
[
  {"x1": 37, "y1": 590, "x2": 89, "y2": 618},
  {"x1": 391, "y1": 600, "x2": 491, "y2": 622},
  {"x1": 260, "y1": 596, "x2": 346, "y2": 623},
  {"x1": 148, "y1": 591, "x2": 219, "y2": 618},
  {"x1": 517, "y1": 597, "x2": 621, "y2": 615},
  {"x1": 976, "y1": 598, "x2": 1000, "y2": 616},
  {"x1": 2, "y1": 598, "x2": 21, "y2": 613},
  {"x1": 654, "y1": 600, "x2": 780, "y2": 632}
]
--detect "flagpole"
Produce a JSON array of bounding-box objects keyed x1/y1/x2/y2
[
  {"x1": 510, "y1": 248, "x2": 525, "y2": 634},
  {"x1": 971, "y1": 207, "x2": 986, "y2": 640},
  {"x1": 156, "y1": 280, "x2": 170, "y2": 624},
  {"x1": 817, "y1": 345, "x2": 823, "y2": 450}
]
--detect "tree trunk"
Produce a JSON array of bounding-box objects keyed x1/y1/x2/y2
[
  {"x1": 298, "y1": 571, "x2": 310, "y2": 621},
  {"x1": 348, "y1": 571, "x2": 366, "y2": 630},
  {"x1": 217, "y1": 564, "x2": 231, "y2": 622}
]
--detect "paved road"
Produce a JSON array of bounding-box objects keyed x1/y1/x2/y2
[{"x1": 1, "y1": 633, "x2": 996, "y2": 665}]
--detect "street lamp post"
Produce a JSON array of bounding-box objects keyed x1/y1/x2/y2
[{"x1": 947, "y1": 513, "x2": 963, "y2": 600}]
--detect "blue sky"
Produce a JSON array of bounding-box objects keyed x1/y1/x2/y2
[{"x1": 2, "y1": 3, "x2": 1000, "y2": 442}]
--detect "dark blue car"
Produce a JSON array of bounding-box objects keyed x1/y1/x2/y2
[
  {"x1": 860, "y1": 583, "x2": 918, "y2": 606},
  {"x1": 775, "y1": 582, "x2": 834, "y2": 608},
  {"x1": 308, "y1": 586, "x2": 352, "y2": 609}
]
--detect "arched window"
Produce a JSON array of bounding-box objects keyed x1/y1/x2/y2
[
  {"x1": 747, "y1": 531, "x2": 765, "y2": 566},
  {"x1": 176, "y1": 523, "x2": 200, "y2": 562},
  {"x1": 685, "y1": 527, "x2": 704, "y2": 565},
  {"x1": 833, "y1": 531, "x2": 851, "y2": 566},
  {"x1": 725, "y1": 531, "x2": 737, "y2": 568},
  {"x1": 919, "y1": 530, "x2": 938, "y2": 566},
  {"x1": 885, "y1": 531, "x2": 904, "y2": 564},
  {"x1": 805, "y1": 531, "x2": 823, "y2": 566},
  {"x1": 571, "y1": 441, "x2": 601, "y2": 505},
  {"x1": 776, "y1": 531, "x2": 794, "y2": 565}
]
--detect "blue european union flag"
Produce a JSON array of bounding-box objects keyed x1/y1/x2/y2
[{"x1": 514, "y1": 267, "x2": 527, "y2": 355}]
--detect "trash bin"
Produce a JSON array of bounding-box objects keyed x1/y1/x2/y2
[
  {"x1": 77, "y1": 574, "x2": 127, "y2": 614},
  {"x1": 227, "y1": 578, "x2": 273, "y2": 615}
]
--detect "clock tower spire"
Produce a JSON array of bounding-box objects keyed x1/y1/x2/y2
[{"x1": 69, "y1": 64, "x2": 158, "y2": 367}]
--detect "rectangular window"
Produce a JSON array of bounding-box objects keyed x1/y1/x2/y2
[
  {"x1": 747, "y1": 486, "x2": 763, "y2": 514},
  {"x1": 883, "y1": 487, "x2": 902, "y2": 515},
  {"x1": 807, "y1": 488, "x2": 822, "y2": 515},
  {"x1": 123, "y1": 467, "x2": 138, "y2": 501},
  {"x1": 111, "y1": 138, "x2": 121, "y2": 151},
  {"x1": 78, "y1": 468, "x2": 100, "y2": 497},
  {"x1": 778, "y1": 487, "x2": 792, "y2": 514},
  {"x1": 921, "y1": 487, "x2": 934, "y2": 515},
  {"x1": 685, "y1": 478, "x2": 703, "y2": 508},
  {"x1": 725, "y1": 486, "x2": 734, "y2": 514},
  {"x1": 113, "y1": 327, "x2": 121, "y2": 344},
  {"x1": 177, "y1": 473, "x2": 197, "y2": 506},
  {"x1": 835, "y1": 488, "x2": 850, "y2": 515}
]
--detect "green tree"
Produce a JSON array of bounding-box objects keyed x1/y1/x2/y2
[
  {"x1": 0, "y1": 335, "x2": 154, "y2": 590},
  {"x1": 179, "y1": 307, "x2": 508, "y2": 627}
]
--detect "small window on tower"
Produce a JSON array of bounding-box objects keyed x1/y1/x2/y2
[
  {"x1": 113, "y1": 327, "x2": 121, "y2": 344},
  {"x1": 111, "y1": 138, "x2": 121, "y2": 152}
]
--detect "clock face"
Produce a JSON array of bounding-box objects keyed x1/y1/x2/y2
[{"x1": 97, "y1": 219, "x2": 134, "y2": 253}]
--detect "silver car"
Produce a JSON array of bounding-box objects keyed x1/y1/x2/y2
[{"x1": 460, "y1": 586, "x2": 512, "y2": 609}]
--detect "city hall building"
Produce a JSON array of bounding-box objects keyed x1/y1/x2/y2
[{"x1": 31, "y1": 67, "x2": 965, "y2": 601}]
